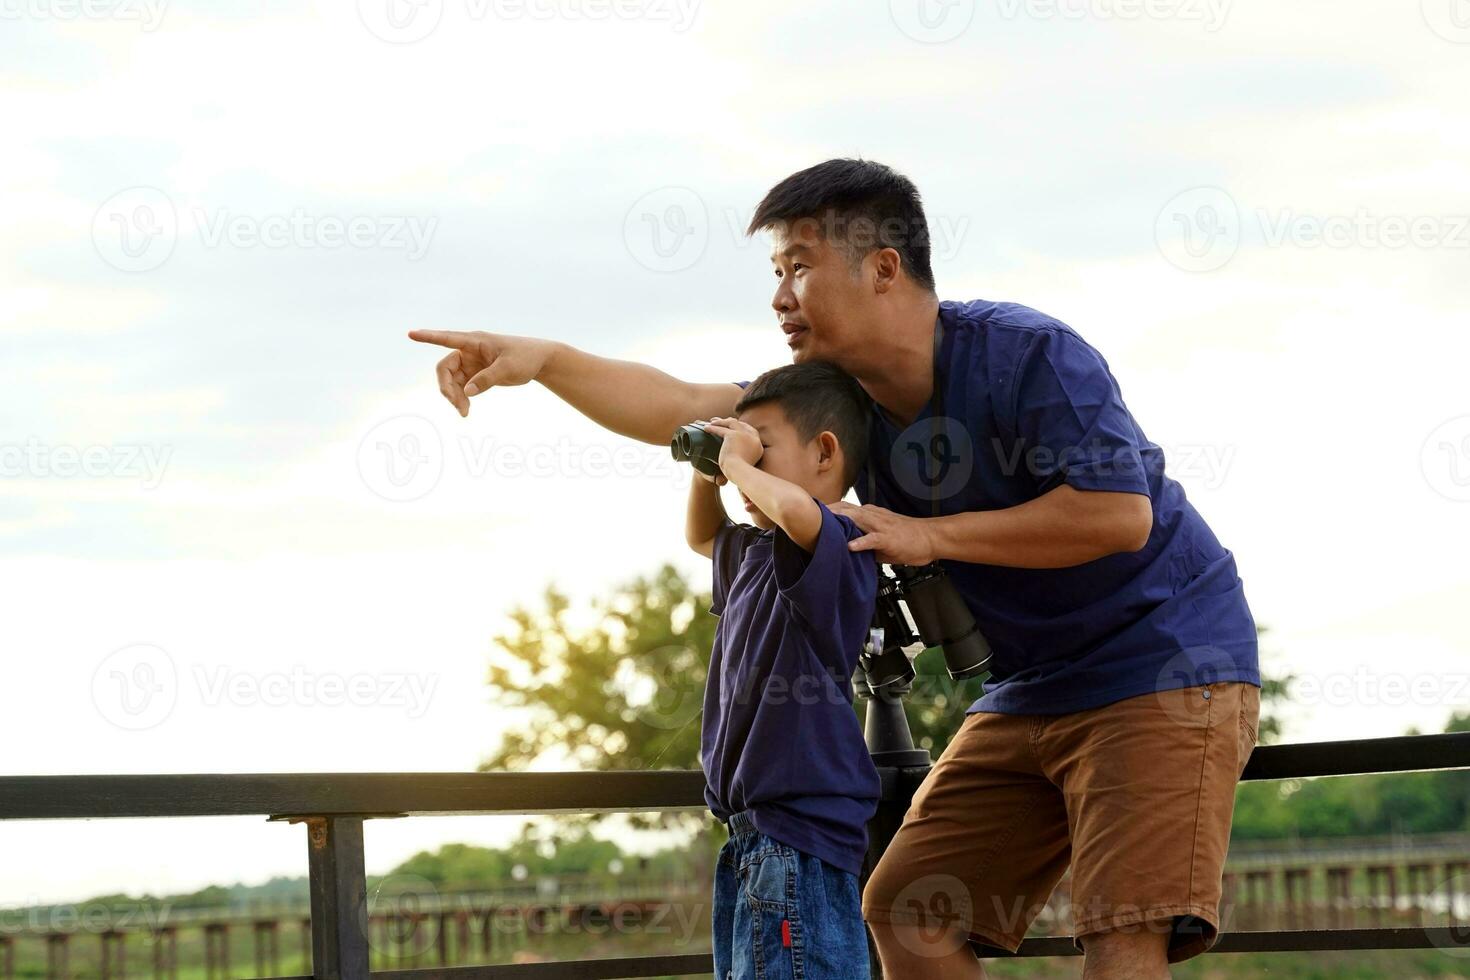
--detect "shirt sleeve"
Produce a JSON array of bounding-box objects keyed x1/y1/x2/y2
[
  {"x1": 709, "y1": 518, "x2": 762, "y2": 616},
  {"x1": 1005, "y1": 328, "x2": 1151, "y2": 497},
  {"x1": 770, "y1": 500, "x2": 878, "y2": 672}
]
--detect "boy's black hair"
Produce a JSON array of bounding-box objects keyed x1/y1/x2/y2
[
  {"x1": 735, "y1": 361, "x2": 871, "y2": 488},
  {"x1": 746, "y1": 158, "x2": 936, "y2": 293}
]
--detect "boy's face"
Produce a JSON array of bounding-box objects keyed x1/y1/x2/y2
[{"x1": 733, "y1": 400, "x2": 840, "y2": 530}]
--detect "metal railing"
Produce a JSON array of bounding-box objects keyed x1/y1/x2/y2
[{"x1": 2, "y1": 732, "x2": 1468, "y2": 978}]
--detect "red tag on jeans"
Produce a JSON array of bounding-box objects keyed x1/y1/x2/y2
[{"x1": 781, "y1": 919, "x2": 791, "y2": 948}]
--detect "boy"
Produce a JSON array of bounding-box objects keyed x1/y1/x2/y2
[{"x1": 684, "y1": 360, "x2": 881, "y2": 980}]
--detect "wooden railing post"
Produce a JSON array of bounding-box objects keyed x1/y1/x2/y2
[{"x1": 303, "y1": 816, "x2": 370, "y2": 979}]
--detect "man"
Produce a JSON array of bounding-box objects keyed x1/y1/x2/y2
[{"x1": 409, "y1": 158, "x2": 1260, "y2": 979}]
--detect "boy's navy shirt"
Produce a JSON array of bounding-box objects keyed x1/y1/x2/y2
[
  {"x1": 735, "y1": 297, "x2": 1259, "y2": 717},
  {"x1": 700, "y1": 500, "x2": 881, "y2": 877}
]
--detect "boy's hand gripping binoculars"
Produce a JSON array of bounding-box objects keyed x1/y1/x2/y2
[{"x1": 671, "y1": 421, "x2": 724, "y2": 478}]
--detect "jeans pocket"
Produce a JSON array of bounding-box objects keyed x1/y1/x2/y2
[{"x1": 742, "y1": 844, "x2": 794, "y2": 910}]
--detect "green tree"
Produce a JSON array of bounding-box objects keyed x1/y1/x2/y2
[
  {"x1": 385, "y1": 833, "x2": 706, "y2": 892},
  {"x1": 481, "y1": 564, "x2": 716, "y2": 838}
]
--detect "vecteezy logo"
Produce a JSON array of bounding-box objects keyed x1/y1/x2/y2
[
  {"x1": 92, "y1": 644, "x2": 178, "y2": 731},
  {"x1": 1430, "y1": 869, "x2": 1470, "y2": 957},
  {"x1": 889, "y1": 0, "x2": 975, "y2": 43},
  {"x1": 890, "y1": 415, "x2": 973, "y2": 505},
  {"x1": 357, "y1": 415, "x2": 444, "y2": 502},
  {"x1": 93, "y1": 187, "x2": 178, "y2": 273},
  {"x1": 1422, "y1": 415, "x2": 1470, "y2": 502},
  {"x1": 367, "y1": 873, "x2": 441, "y2": 956},
  {"x1": 630, "y1": 645, "x2": 705, "y2": 733},
  {"x1": 1155, "y1": 186, "x2": 1240, "y2": 272},
  {"x1": 623, "y1": 187, "x2": 708, "y2": 273},
  {"x1": 1422, "y1": 0, "x2": 1470, "y2": 42},
  {"x1": 357, "y1": 0, "x2": 443, "y2": 42},
  {"x1": 1152, "y1": 646, "x2": 1229, "y2": 730},
  {"x1": 888, "y1": 874, "x2": 975, "y2": 957}
]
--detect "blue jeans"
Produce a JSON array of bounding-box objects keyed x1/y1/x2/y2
[{"x1": 711, "y1": 811, "x2": 871, "y2": 980}]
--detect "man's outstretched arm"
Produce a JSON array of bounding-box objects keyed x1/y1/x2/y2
[{"x1": 408, "y1": 330, "x2": 743, "y2": 445}]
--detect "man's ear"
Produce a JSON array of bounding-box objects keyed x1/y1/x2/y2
[{"x1": 871, "y1": 247, "x2": 902, "y2": 294}]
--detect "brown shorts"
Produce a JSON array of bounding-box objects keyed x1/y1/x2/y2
[{"x1": 861, "y1": 682, "x2": 1260, "y2": 964}]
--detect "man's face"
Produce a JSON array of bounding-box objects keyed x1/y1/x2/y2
[
  {"x1": 767, "y1": 219, "x2": 872, "y2": 367},
  {"x1": 732, "y1": 400, "x2": 827, "y2": 530}
]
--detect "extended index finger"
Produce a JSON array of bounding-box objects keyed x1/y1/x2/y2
[{"x1": 407, "y1": 329, "x2": 474, "y2": 350}]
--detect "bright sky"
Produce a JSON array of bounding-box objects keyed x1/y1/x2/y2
[{"x1": 3, "y1": 0, "x2": 1469, "y2": 908}]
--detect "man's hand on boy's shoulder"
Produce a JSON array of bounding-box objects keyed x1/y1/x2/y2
[{"x1": 830, "y1": 501, "x2": 938, "y2": 566}]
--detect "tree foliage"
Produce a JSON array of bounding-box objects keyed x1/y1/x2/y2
[
  {"x1": 385, "y1": 830, "x2": 703, "y2": 891},
  {"x1": 480, "y1": 564, "x2": 716, "y2": 836}
]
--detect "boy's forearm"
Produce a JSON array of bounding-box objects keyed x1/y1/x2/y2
[
  {"x1": 538, "y1": 343, "x2": 744, "y2": 446},
  {"x1": 722, "y1": 459, "x2": 822, "y2": 552},
  {"x1": 685, "y1": 477, "x2": 727, "y2": 555}
]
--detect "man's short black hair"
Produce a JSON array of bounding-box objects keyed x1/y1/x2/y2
[
  {"x1": 735, "y1": 361, "x2": 871, "y2": 489},
  {"x1": 746, "y1": 158, "x2": 936, "y2": 293}
]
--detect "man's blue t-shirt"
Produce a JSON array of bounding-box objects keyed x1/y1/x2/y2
[
  {"x1": 700, "y1": 500, "x2": 881, "y2": 876},
  {"x1": 862, "y1": 298, "x2": 1259, "y2": 714},
  {"x1": 734, "y1": 298, "x2": 1259, "y2": 716}
]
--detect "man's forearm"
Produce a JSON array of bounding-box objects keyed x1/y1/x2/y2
[
  {"x1": 927, "y1": 485, "x2": 1153, "y2": 568},
  {"x1": 538, "y1": 343, "x2": 743, "y2": 445}
]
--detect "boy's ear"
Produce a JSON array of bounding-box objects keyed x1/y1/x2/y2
[{"x1": 815, "y1": 430, "x2": 841, "y2": 473}]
